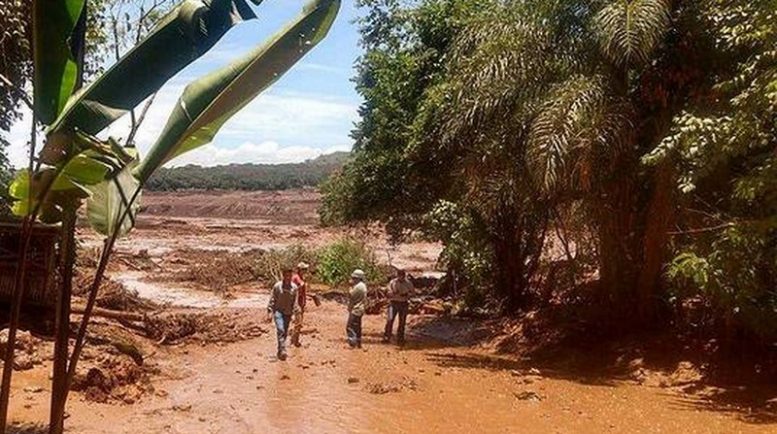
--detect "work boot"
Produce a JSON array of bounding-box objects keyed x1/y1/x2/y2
[{"x1": 278, "y1": 351, "x2": 287, "y2": 361}]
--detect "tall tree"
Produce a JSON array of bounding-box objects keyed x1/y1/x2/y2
[
  {"x1": 325, "y1": 0, "x2": 776, "y2": 326},
  {"x1": 0, "y1": 1, "x2": 30, "y2": 212}
]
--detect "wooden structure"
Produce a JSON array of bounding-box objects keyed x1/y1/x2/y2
[{"x1": 0, "y1": 221, "x2": 59, "y2": 333}]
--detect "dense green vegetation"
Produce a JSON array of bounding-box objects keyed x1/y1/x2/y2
[
  {"x1": 145, "y1": 151, "x2": 348, "y2": 191},
  {"x1": 323, "y1": 0, "x2": 777, "y2": 340},
  {"x1": 0, "y1": 0, "x2": 114, "y2": 215},
  {"x1": 316, "y1": 237, "x2": 389, "y2": 286}
]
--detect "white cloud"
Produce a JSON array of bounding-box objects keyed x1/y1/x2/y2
[
  {"x1": 298, "y1": 62, "x2": 351, "y2": 76},
  {"x1": 6, "y1": 87, "x2": 358, "y2": 169}
]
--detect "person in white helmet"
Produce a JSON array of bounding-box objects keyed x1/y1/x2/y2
[{"x1": 346, "y1": 269, "x2": 367, "y2": 348}]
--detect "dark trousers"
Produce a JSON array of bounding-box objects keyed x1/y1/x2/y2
[
  {"x1": 384, "y1": 301, "x2": 409, "y2": 342},
  {"x1": 346, "y1": 313, "x2": 363, "y2": 348},
  {"x1": 274, "y1": 311, "x2": 291, "y2": 356}
]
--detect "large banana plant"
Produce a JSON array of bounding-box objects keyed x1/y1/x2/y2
[
  {"x1": 3, "y1": 0, "x2": 341, "y2": 432},
  {"x1": 11, "y1": 0, "x2": 341, "y2": 237}
]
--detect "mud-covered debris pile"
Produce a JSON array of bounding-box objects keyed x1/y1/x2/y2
[
  {"x1": 71, "y1": 354, "x2": 155, "y2": 404},
  {"x1": 0, "y1": 330, "x2": 48, "y2": 371},
  {"x1": 164, "y1": 249, "x2": 265, "y2": 294},
  {"x1": 71, "y1": 323, "x2": 158, "y2": 404},
  {"x1": 74, "y1": 270, "x2": 156, "y2": 312},
  {"x1": 366, "y1": 377, "x2": 418, "y2": 394},
  {"x1": 145, "y1": 310, "x2": 266, "y2": 344}
]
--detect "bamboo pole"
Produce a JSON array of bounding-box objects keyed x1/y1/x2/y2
[
  {"x1": 0, "y1": 103, "x2": 39, "y2": 434},
  {"x1": 49, "y1": 185, "x2": 141, "y2": 428},
  {"x1": 48, "y1": 207, "x2": 77, "y2": 434}
]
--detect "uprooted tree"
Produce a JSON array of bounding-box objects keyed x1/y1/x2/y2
[{"x1": 0, "y1": 0, "x2": 341, "y2": 432}]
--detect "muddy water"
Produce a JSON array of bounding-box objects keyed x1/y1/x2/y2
[{"x1": 113, "y1": 272, "x2": 268, "y2": 309}]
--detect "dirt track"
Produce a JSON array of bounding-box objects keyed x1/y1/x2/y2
[{"x1": 5, "y1": 190, "x2": 777, "y2": 433}]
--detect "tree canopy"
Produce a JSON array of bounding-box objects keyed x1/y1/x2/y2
[
  {"x1": 324, "y1": 0, "x2": 777, "y2": 338},
  {"x1": 145, "y1": 152, "x2": 349, "y2": 191}
]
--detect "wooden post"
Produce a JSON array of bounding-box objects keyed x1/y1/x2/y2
[
  {"x1": 49, "y1": 208, "x2": 76, "y2": 434},
  {"x1": 0, "y1": 221, "x2": 34, "y2": 432}
]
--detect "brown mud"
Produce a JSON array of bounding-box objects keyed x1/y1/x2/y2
[{"x1": 3, "y1": 190, "x2": 776, "y2": 433}]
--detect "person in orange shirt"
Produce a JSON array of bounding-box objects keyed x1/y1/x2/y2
[{"x1": 290, "y1": 262, "x2": 309, "y2": 347}]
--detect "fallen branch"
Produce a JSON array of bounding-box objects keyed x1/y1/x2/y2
[{"x1": 71, "y1": 305, "x2": 145, "y2": 323}]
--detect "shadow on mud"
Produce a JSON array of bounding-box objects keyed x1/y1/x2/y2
[
  {"x1": 6, "y1": 423, "x2": 47, "y2": 434},
  {"x1": 408, "y1": 314, "x2": 777, "y2": 425}
]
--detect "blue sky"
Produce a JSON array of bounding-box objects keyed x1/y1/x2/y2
[{"x1": 7, "y1": 0, "x2": 363, "y2": 167}]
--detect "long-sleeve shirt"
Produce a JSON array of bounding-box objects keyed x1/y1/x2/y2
[
  {"x1": 388, "y1": 277, "x2": 414, "y2": 302},
  {"x1": 267, "y1": 281, "x2": 299, "y2": 316},
  {"x1": 348, "y1": 281, "x2": 367, "y2": 316}
]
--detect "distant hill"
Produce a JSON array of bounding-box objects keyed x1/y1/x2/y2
[{"x1": 145, "y1": 151, "x2": 349, "y2": 191}]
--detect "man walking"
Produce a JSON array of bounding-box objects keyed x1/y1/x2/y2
[
  {"x1": 383, "y1": 268, "x2": 414, "y2": 346},
  {"x1": 346, "y1": 269, "x2": 367, "y2": 348},
  {"x1": 267, "y1": 267, "x2": 298, "y2": 361},
  {"x1": 290, "y1": 262, "x2": 309, "y2": 347}
]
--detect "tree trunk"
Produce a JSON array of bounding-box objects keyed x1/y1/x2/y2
[
  {"x1": 596, "y1": 173, "x2": 641, "y2": 319},
  {"x1": 493, "y1": 232, "x2": 528, "y2": 313},
  {"x1": 636, "y1": 162, "x2": 674, "y2": 323}
]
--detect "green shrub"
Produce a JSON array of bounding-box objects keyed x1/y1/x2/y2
[{"x1": 315, "y1": 238, "x2": 388, "y2": 287}]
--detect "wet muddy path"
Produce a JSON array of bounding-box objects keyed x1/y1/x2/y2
[{"x1": 49, "y1": 299, "x2": 773, "y2": 434}]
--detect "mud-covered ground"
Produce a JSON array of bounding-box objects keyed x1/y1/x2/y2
[{"x1": 4, "y1": 190, "x2": 777, "y2": 433}]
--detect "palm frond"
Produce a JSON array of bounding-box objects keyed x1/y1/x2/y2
[
  {"x1": 527, "y1": 75, "x2": 635, "y2": 194},
  {"x1": 594, "y1": 0, "x2": 671, "y2": 67}
]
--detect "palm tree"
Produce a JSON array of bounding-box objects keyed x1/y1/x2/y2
[{"x1": 421, "y1": 0, "x2": 687, "y2": 320}]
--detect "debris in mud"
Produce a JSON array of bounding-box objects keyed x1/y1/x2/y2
[
  {"x1": 118, "y1": 249, "x2": 158, "y2": 271},
  {"x1": 347, "y1": 376, "x2": 360, "y2": 384},
  {"x1": 145, "y1": 310, "x2": 266, "y2": 344},
  {"x1": 172, "y1": 404, "x2": 192, "y2": 412},
  {"x1": 164, "y1": 249, "x2": 264, "y2": 294},
  {"x1": 513, "y1": 391, "x2": 543, "y2": 402},
  {"x1": 366, "y1": 378, "x2": 418, "y2": 394},
  {"x1": 0, "y1": 330, "x2": 45, "y2": 371},
  {"x1": 74, "y1": 270, "x2": 156, "y2": 312},
  {"x1": 71, "y1": 355, "x2": 153, "y2": 404}
]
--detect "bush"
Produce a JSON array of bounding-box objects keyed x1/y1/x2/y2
[
  {"x1": 315, "y1": 238, "x2": 388, "y2": 287},
  {"x1": 252, "y1": 244, "x2": 318, "y2": 285}
]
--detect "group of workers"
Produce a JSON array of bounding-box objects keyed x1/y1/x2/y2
[{"x1": 266, "y1": 263, "x2": 415, "y2": 361}]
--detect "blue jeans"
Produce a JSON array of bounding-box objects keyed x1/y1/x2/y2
[
  {"x1": 384, "y1": 301, "x2": 409, "y2": 342},
  {"x1": 346, "y1": 313, "x2": 362, "y2": 348},
  {"x1": 274, "y1": 311, "x2": 291, "y2": 356}
]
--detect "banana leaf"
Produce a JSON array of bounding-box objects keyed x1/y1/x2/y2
[
  {"x1": 33, "y1": 0, "x2": 86, "y2": 124},
  {"x1": 134, "y1": 0, "x2": 341, "y2": 182},
  {"x1": 45, "y1": 0, "x2": 258, "y2": 155},
  {"x1": 86, "y1": 149, "x2": 141, "y2": 237},
  {"x1": 9, "y1": 135, "x2": 128, "y2": 222}
]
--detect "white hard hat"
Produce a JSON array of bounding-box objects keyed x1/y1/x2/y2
[
  {"x1": 297, "y1": 262, "x2": 310, "y2": 270},
  {"x1": 351, "y1": 269, "x2": 365, "y2": 279}
]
